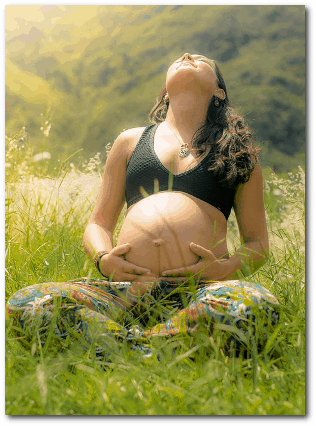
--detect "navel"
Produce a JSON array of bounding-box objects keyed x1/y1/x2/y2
[{"x1": 152, "y1": 238, "x2": 165, "y2": 247}]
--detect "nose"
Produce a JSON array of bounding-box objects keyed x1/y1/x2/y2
[{"x1": 181, "y1": 53, "x2": 194, "y2": 62}]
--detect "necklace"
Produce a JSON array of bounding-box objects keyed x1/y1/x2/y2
[{"x1": 165, "y1": 122, "x2": 190, "y2": 158}]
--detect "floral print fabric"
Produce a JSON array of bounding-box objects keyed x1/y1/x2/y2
[{"x1": 6, "y1": 278, "x2": 280, "y2": 357}]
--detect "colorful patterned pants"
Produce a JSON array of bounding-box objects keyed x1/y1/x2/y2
[{"x1": 6, "y1": 278, "x2": 280, "y2": 358}]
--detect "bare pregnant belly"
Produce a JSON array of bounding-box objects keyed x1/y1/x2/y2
[{"x1": 116, "y1": 192, "x2": 228, "y2": 278}]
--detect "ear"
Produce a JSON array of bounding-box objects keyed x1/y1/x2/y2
[
  {"x1": 164, "y1": 93, "x2": 169, "y2": 104},
  {"x1": 216, "y1": 88, "x2": 226, "y2": 100}
]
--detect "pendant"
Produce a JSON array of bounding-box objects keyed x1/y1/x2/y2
[{"x1": 178, "y1": 144, "x2": 190, "y2": 158}]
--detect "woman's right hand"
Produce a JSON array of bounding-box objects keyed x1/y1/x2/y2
[{"x1": 99, "y1": 243, "x2": 155, "y2": 282}]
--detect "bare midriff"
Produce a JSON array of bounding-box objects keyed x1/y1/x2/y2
[{"x1": 116, "y1": 191, "x2": 229, "y2": 279}]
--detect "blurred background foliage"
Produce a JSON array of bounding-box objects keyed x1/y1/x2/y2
[{"x1": 5, "y1": 4, "x2": 305, "y2": 173}]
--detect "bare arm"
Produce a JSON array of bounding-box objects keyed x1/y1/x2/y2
[
  {"x1": 222, "y1": 162, "x2": 269, "y2": 279},
  {"x1": 83, "y1": 131, "x2": 128, "y2": 256},
  {"x1": 83, "y1": 128, "x2": 153, "y2": 280}
]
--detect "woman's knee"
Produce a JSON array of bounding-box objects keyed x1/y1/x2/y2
[{"x1": 191, "y1": 280, "x2": 280, "y2": 323}]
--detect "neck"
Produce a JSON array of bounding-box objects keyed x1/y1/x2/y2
[{"x1": 165, "y1": 92, "x2": 211, "y2": 143}]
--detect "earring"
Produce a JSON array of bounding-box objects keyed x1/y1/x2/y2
[
  {"x1": 164, "y1": 94, "x2": 169, "y2": 104},
  {"x1": 214, "y1": 97, "x2": 219, "y2": 107}
]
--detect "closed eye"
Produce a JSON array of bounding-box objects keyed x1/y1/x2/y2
[
  {"x1": 175, "y1": 58, "x2": 208, "y2": 64},
  {"x1": 195, "y1": 58, "x2": 209, "y2": 63}
]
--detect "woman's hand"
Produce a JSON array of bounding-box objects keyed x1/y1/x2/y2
[
  {"x1": 160, "y1": 242, "x2": 229, "y2": 282},
  {"x1": 99, "y1": 243, "x2": 156, "y2": 282}
]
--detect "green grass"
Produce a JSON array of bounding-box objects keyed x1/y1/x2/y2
[{"x1": 5, "y1": 132, "x2": 305, "y2": 415}]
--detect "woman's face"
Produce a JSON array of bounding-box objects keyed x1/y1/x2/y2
[{"x1": 166, "y1": 53, "x2": 221, "y2": 97}]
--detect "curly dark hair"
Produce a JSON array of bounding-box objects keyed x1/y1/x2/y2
[{"x1": 148, "y1": 59, "x2": 260, "y2": 188}]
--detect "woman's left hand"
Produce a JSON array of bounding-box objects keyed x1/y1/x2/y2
[{"x1": 160, "y1": 242, "x2": 229, "y2": 282}]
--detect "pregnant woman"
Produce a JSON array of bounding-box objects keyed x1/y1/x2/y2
[{"x1": 7, "y1": 53, "x2": 279, "y2": 357}]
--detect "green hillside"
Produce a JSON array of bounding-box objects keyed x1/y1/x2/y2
[{"x1": 5, "y1": 5, "x2": 305, "y2": 172}]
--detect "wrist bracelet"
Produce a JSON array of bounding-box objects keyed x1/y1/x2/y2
[{"x1": 93, "y1": 251, "x2": 109, "y2": 276}]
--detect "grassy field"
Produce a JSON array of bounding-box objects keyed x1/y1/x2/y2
[{"x1": 5, "y1": 130, "x2": 305, "y2": 415}]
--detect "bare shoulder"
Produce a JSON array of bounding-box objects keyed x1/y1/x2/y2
[
  {"x1": 116, "y1": 127, "x2": 146, "y2": 144},
  {"x1": 242, "y1": 162, "x2": 263, "y2": 187},
  {"x1": 233, "y1": 162, "x2": 268, "y2": 241},
  {"x1": 105, "y1": 126, "x2": 144, "y2": 159},
  {"x1": 234, "y1": 162, "x2": 264, "y2": 209},
  {"x1": 238, "y1": 162, "x2": 263, "y2": 189},
  {"x1": 116, "y1": 127, "x2": 146, "y2": 164},
  {"x1": 250, "y1": 162, "x2": 263, "y2": 177},
  {"x1": 105, "y1": 127, "x2": 146, "y2": 169},
  {"x1": 110, "y1": 127, "x2": 145, "y2": 154},
  {"x1": 119, "y1": 127, "x2": 146, "y2": 139}
]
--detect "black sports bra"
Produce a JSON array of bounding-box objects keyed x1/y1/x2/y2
[{"x1": 125, "y1": 124, "x2": 236, "y2": 220}]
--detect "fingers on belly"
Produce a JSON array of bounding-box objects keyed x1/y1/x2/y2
[{"x1": 125, "y1": 238, "x2": 199, "y2": 277}]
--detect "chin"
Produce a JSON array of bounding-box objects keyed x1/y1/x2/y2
[{"x1": 166, "y1": 70, "x2": 197, "y2": 91}]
